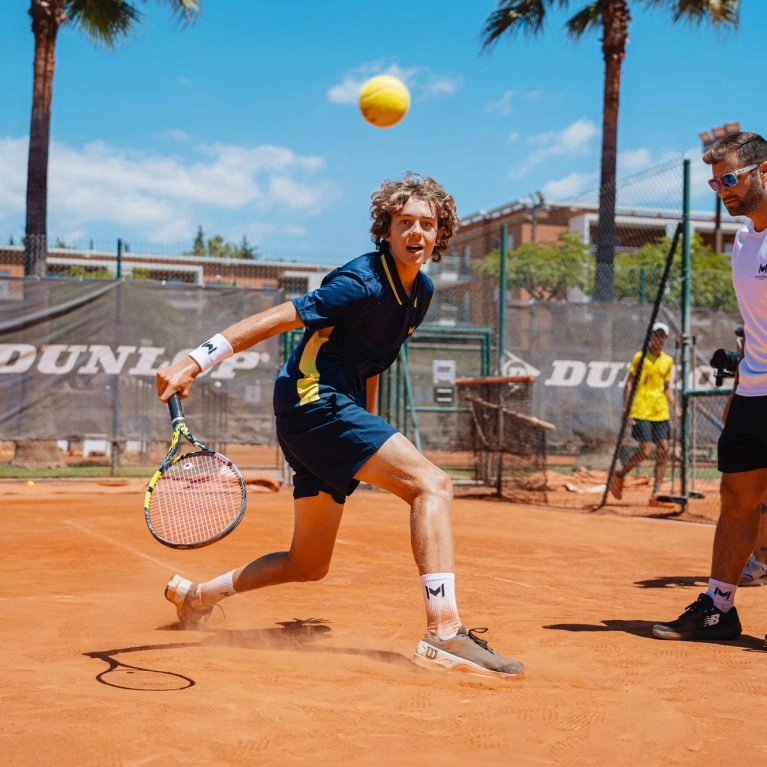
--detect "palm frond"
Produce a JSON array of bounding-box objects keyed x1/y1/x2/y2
[
  {"x1": 65, "y1": 0, "x2": 198, "y2": 46},
  {"x1": 644, "y1": 0, "x2": 740, "y2": 27},
  {"x1": 480, "y1": 0, "x2": 551, "y2": 49},
  {"x1": 65, "y1": 0, "x2": 141, "y2": 45},
  {"x1": 565, "y1": 2, "x2": 602, "y2": 37}
]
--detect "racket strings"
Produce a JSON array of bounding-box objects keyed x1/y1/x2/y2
[{"x1": 149, "y1": 452, "x2": 244, "y2": 546}]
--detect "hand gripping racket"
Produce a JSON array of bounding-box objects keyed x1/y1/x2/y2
[{"x1": 143, "y1": 393, "x2": 246, "y2": 549}]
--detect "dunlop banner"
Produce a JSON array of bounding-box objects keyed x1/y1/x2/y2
[{"x1": 0, "y1": 279, "x2": 281, "y2": 443}]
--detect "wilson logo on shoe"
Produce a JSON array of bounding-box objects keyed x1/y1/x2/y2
[
  {"x1": 703, "y1": 614, "x2": 721, "y2": 627},
  {"x1": 423, "y1": 645, "x2": 439, "y2": 660},
  {"x1": 424, "y1": 584, "x2": 445, "y2": 599}
]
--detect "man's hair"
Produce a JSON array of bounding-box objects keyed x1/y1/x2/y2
[
  {"x1": 702, "y1": 131, "x2": 767, "y2": 166},
  {"x1": 369, "y1": 172, "x2": 458, "y2": 262}
]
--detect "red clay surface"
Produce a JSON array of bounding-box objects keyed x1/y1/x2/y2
[{"x1": 4, "y1": 478, "x2": 767, "y2": 765}]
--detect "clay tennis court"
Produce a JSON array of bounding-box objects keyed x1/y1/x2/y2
[{"x1": 5, "y1": 478, "x2": 767, "y2": 765}]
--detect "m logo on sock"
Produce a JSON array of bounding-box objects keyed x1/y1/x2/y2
[
  {"x1": 714, "y1": 586, "x2": 732, "y2": 599},
  {"x1": 424, "y1": 584, "x2": 445, "y2": 600}
]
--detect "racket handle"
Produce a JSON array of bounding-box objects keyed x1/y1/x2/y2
[{"x1": 168, "y1": 393, "x2": 185, "y2": 426}]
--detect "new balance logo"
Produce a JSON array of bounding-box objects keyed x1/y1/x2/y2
[
  {"x1": 703, "y1": 613, "x2": 721, "y2": 627},
  {"x1": 424, "y1": 584, "x2": 445, "y2": 600},
  {"x1": 714, "y1": 587, "x2": 732, "y2": 599}
]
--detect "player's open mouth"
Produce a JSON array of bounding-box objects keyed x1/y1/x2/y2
[{"x1": 406, "y1": 245, "x2": 423, "y2": 253}]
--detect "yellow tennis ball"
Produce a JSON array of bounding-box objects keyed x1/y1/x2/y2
[
  {"x1": 26, "y1": 480, "x2": 34, "y2": 486},
  {"x1": 359, "y1": 75, "x2": 410, "y2": 128}
]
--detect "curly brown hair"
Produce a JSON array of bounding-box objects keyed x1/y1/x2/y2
[{"x1": 369, "y1": 172, "x2": 458, "y2": 262}]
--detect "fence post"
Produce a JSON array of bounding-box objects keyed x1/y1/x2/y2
[
  {"x1": 497, "y1": 224, "x2": 508, "y2": 375},
  {"x1": 680, "y1": 159, "x2": 692, "y2": 498}
]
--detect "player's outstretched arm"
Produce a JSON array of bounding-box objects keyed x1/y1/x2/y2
[
  {"x1": 221, "y1": 300, "x2": 304, "y2": 353},
  {"x1": 156, "y1": 301, "x2": 304, "y2": 402}
]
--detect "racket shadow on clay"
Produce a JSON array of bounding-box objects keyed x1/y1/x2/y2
[{"x1": 84, "y1": 643, "x2": 197, "y2": 691}]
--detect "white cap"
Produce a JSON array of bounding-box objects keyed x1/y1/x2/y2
[{"x1": 652, "y1": 321, "x2": 670, "y2": 336}]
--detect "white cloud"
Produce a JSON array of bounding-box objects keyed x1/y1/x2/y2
[
  {"x1": 508, "y1": 118, "x2": 599, "y2": 178},
  {"x1": 529, "y1": 118, "x2": 599, "y2": 152},
  {"x1": 328, "y1": 76, "x2": 371, "y2": 105},
  {"x1": 0, "y1": 135, "x2": 342, "y2": 246},
  {"x1": 542, "y1": 171, "x2": 598, "y2": 200},
  {"x1": 419, "y1": 74, "x2": 461, "y2": 99},
  {"x1": 618, "y1": 147, "x2": 651, "y2": 173},
  {"x1": 0, "y1": 138, "x2": 28, "y2": 217},
  {"x1": 155, "y1": 129, "x2": 193, "y2": 143},
  {"x1": 327, "y1": 63, "x2": 458, "y2": 105},
  {"x1": 486, "y1": 89, "x2": 543, "y2": 117}
]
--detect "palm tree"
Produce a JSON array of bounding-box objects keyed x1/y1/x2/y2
[
  {"x1": 24, "y1": 0, "x2": 199, "y2": 276},
  {"x1": 481, "y1": 0, "x2": 740, "y2": 302}
]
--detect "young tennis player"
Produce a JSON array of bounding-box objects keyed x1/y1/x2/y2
[{"x1": 155, "y1": 172, "x2": 524, "y2": 678}]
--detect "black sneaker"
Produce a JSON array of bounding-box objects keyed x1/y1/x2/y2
[{"x1": 652, "y1": 593, "x2": 742, "y2": 640}]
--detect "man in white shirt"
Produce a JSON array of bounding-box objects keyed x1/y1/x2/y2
[{"x1": 653, "y1": 131, "x2": 767, "y2": 641}]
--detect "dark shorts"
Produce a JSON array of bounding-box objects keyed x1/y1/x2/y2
[
  {"x1": 631, "y1": 419, "x2": 670, "y2": 443},
  {"x1": 718, "y1": 394, "x2": 767, "y2": 473},
  {"x1": 276, "y1": 392, "x2": 397, "y2": 504}
]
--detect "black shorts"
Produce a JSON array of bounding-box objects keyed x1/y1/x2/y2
[
  {"x1": 631, "y1": 419, "x2": 670, "y2": 443},
  {"x1": 718, "y1": 394, "x2": 767, "y2": 473},
  {"x1": 276, "y1": 392, "x2": 397, "y2": 504}
]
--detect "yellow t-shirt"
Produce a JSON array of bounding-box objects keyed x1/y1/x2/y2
[{"x1": 628, "y1": 350, "x2": 673, "y2": 421}]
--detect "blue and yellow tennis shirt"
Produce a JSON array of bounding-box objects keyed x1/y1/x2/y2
[{"x1": 273, "y1": 248, "x2": 433, "y2": 413}]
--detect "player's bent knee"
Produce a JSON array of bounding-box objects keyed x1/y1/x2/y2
[
  {"x1": 419, "y1": 467, "x2": 453, "y2": 500},
  {"x1": 289, "y1": 561, "x2": 331, "y2": 582}
]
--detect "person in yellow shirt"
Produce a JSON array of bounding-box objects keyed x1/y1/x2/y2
[{"x1": 609, "y1": 322, "x2": 675, "y2": 504}]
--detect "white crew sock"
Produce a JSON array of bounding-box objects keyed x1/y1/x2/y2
[
  {"x1": 197, "y1": 570, "x2": 238, "y2": 608},
  {"x1": 420, "y1": 572, "x2": 462, "y2": 641},
  {"x1": 707, "y1": 579, "x2": 736, "y2": 612}
]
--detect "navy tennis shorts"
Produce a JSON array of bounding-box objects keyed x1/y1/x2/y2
[
  {"x1": 718, "y1": 394, "x2": 767, "y2": 473},
  {"x1": 276, "y1": 392, "x2": 397, "y2": 504},
  {"x1": 631, "y1": 419, "x2": 670, "y2": 443}
]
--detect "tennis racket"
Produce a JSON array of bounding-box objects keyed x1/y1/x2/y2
[{"x1": 143, "y1": 393, "x2": 246, "y2": 549}]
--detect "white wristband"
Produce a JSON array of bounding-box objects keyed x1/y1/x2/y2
[{"x1": 188, "y1": 333, "x2": 233, "y2": 373}]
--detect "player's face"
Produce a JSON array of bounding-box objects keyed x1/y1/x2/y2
[
  {"x1": 385, "y1": 196, "x2": 438, "y2": 271},
  {"x1": 713, "y1": 152, "x2": 765, "y2": 218}
]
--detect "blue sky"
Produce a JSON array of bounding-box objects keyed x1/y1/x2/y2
[{"x1": 1, "y1": 1, "x2": 763, "y2": 264}]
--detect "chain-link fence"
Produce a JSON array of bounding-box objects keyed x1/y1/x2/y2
[
  {"x1": 415, "y1": 157, "x2": 738, "y2": 519},
  {"x1": 2, "y1": 158, "x2": 740, "y2": 524}
]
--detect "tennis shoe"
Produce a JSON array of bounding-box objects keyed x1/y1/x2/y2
[
  {"x1": 609, "y1": 473, "x2": 624, "y2": 500},
  {"x1": 164, "y1": 574, "x2": 212, "y2": 628},
  {"x1": 414, "y1": 626, "x2": 524, "y2": 678},
  {"x1": 739, "y1": 555, "x2": 767, "y2": 586},
  {"x1": 651, "y1": 593, "x2": 741, "y2": 641}
]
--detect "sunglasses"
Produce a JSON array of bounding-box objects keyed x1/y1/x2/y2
[{"x1": 707, "y1": 163, "x2": 760, "y2": 192}]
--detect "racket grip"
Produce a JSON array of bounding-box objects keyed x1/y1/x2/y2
[{"x1": 168, "y1": 393, "x2": 185, "y2": 425}]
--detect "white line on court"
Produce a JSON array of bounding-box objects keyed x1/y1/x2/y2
[
  {"x1": 491, "y1": 577, "x2": 534, "y2": 588},
  {"x1": 64, "y1": 519, "x2": 176, "y2": 570}
]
